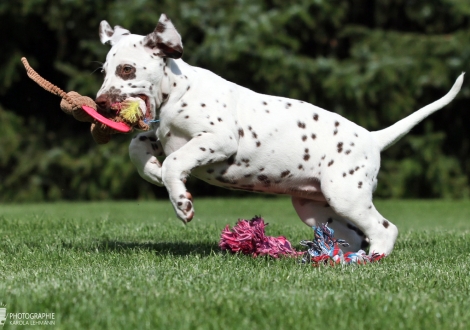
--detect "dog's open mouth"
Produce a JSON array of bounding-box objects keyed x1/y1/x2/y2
[
  {"x1": 137, "y1": 94, "x2": 153, "y2": 121},
  {"x1": 108, "y1": 94, "x2": 153, "y2": 124}
]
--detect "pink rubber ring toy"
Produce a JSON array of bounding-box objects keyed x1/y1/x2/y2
[{"x1": 82, "y1": 105, "x2": 132, "y2": 133}]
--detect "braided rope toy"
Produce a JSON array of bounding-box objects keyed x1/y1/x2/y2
[
  {"x1": 300, "y1": 223, "x2": 385, "y2": 265},
  {"x1": 21, "y1": 57, "x2": 150, "y2": 144},
  {"x1": 220, "y1": 217, "x2": 385, "y2": 265}
]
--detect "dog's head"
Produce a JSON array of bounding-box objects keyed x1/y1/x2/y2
[{"x1": 96, "y1": 14, "x2": 183, "y2": 122}]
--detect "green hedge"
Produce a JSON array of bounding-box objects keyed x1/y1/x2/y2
[{"x1": 1, "y1": 0, "x2": 470, "y2": 201}]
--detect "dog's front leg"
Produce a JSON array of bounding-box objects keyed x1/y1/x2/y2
[
  {"x1": 129, "y1": 130, "x2": 165, "y2": 187},
  {"x1": 162, "y1": 132, "x2": 237, "y2": 222}
]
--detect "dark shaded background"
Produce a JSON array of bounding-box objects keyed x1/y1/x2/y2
[{"x1": 1, "y1": 0, "x2": 470, "y2": 202}]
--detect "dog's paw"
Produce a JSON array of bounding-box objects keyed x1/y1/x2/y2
[{"x1": 174, "y1": 191, "x2": 194, "y2": 223}]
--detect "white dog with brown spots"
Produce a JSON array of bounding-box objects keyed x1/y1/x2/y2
[{"x1": 95, "y1": 14, "x2": 464, "y2": 256}]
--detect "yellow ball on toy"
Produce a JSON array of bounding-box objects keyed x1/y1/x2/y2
[
  {"x1": 119, "y1": 99, "x2": 143, "y2": 124},
  {"x1": 110, "y1": 97, "x2": 146, "y2": 125}
]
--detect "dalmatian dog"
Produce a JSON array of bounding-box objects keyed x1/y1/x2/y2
[{"x1": 95, "y1": 14, "x2": 464, "y2": 256}]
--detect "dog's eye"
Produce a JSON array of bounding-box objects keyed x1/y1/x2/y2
[{"x1": 123, "y1": 66, "x2": 132, "y2": 73}]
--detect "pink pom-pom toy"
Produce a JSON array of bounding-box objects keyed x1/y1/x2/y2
[{"x1": 219, "y1": 216, "x2": 302, "y2": 258}]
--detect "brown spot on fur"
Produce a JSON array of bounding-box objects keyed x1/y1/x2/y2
[
  {"x1": 298, "y1": 121, "x2": 306, "y2": 128},
  {"x1": 281, "y1": 170, "x2": 290, "y2": 178},
  {"x1": 338, "y1": 142, "x2": 343, "y2": 153},
  {"x1": 257, "y1": 175, "x2": 271, "y2": 186},
  {"x1": 304, "y1": 154, "x2": 310, "y2": 161},
  {"x1": 383, "y1": 220, "x2": 390, "y2": 228},
  {"x1": 156, "y1": 22, "x2": 166, "y2": 33},
  {"x1": 328, "y1": 160, "x2": 334, "y2": 166},
  {"x1": 115, "y1": 65, "x2": 137, "y2": 80},
  {"x1": 238, "y1": 128, "x2": 244, "y2": 137},
  {"x1": 313, "y1": 114, "x2": 319, "y2": 121},
  {"x1": 302, "y1": 135, "x2": 307, "y2": 141}
]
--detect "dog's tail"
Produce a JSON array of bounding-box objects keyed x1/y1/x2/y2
[{"x1": 372, "y1": 73, "x2": 464, "y2": 152}]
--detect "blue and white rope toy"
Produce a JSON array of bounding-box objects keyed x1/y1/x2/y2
[{"x1": 300, "y1": 223, "x2": 384, "y2": 265}]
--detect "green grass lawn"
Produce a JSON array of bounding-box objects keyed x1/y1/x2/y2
[{"x1": 1, "y1": 197, "x2": 470, "y2": 329}]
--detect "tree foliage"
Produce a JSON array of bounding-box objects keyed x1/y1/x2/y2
[{"x1": 1, "y1": 0, "x2": 470, "y2": 201}]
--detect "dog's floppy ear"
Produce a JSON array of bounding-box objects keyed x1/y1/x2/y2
[
  {"x1": 143, "y1": 14, "x2": 183, "y2": 59},
  {"x1": 99, "y1": 21, "x2": 131, "y2": 46}
]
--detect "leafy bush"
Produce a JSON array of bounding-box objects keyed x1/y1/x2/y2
[{"x1": 1, "y1": 0, "x2": 469, "y2": 200}]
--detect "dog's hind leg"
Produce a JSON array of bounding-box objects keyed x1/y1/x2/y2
[
  {"x1": 129, "y1": 130, "x2": 165, "y2": 187},
  {"x1": 320, "y1": 180, "x2": 399, "y2": 256},
  {"x1": 291, "y1": 197, "x2": 368, "y2": 253}
]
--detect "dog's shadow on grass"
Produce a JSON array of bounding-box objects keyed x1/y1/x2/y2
[{"x1": 91, "y1": 240, "x2": 219, "y2": 257}]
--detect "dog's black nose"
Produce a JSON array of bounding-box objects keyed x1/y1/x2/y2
[{"x1": 95, "y1": 94, "x2": 110, "y2": 111}]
